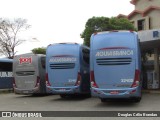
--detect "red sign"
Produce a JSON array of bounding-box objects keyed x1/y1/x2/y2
[{"x1": 19, "y1": 57, "x2": 32, "y2": 64}]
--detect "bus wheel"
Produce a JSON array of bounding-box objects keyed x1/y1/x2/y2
[
  {"x1": 85, "y1": 93, "x2": 91, "y2": 98},
  {"x1": 101, "y1": 98, "x2": 106, "y2": 102},
  {"x1": 60, "y1": 94, "x2": 67, "y2": 98}
]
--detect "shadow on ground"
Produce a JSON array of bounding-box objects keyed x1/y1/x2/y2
[
  {"x1": 94, "y1": 98, "x2": 140, "y2": 108},
  {"x1": 14, "y1": 93, "x2": 53, "y2": 98},
  {"x1": 52, "y1": 94, "x2": 91, "y2": 101}
]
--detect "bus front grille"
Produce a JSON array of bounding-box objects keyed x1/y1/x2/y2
[
  {"x1": 16, "y1": 71, "x2": 35, "y2": 76},
  {"x1": 50, "y1": 63, "x2": 75, "y2": 69},
  {"x1": 96, "y1": 58, "x2": 132, "y2": 65}
]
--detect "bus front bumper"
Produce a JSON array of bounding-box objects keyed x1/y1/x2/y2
[
  {"x1": 46, "y1": 86, "x2": 80, "y2": 94},
  {"x1": 91, "y1": 87, "x2": 141, "y2": 99},
  {"x1": 14, "y1": 87, "x2": 39, "y2": 94}
]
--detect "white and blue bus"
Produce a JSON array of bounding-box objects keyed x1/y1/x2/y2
[
  {"x1": 46, "y1": 43, "x2": 90, "y2": 98},
  {"x1": 0, "y1": 59, "x2": 13, "y2": 89},
  {"x1": 90, "y1": 31, "x2": 142, "y2": 102}
]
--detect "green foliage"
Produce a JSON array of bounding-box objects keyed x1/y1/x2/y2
[
  {"x1": 32, "y1": 47, "x2": 46, "y2": 54},
  {"x1": 81, "y1": 16, "x2": 136, "y2": 47}
]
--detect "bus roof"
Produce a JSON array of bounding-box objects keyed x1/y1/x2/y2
[
  {"x1": 48, "y1": 42, "x2": 79, "y2": 46},
  {"x1": 93, "y1": 30, "x2": 137, "y2": 35},
  {"x1": 0, "y1": 58, "x2": 13, "y2": 63},
  {"x1": 14, "y1": 53, "x2": 45, "y2": 57},
  {"x1": 48, "y1": 43, "x2": 89, "y2": 49}
]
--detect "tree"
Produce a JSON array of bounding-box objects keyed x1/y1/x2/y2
[
  {"x1": 81, "y1": 16, "x2": 136, "y2": 47},
  {"x1": 32, "y1": 47, "x2": 46, "y2": 54},
  {"x1": 0, "y1": 18, "x2": 30, "y2": 59}
]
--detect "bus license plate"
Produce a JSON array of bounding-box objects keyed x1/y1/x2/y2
[
  {"x1": 60, "y1": 88, "x2": 66, "y2": 91},
  {"x1": 110, "y1": 91, "x2": 119, "y2": 94},
  {"x1": 23, "y1": 91, "x2": 29, "y2": 93}
]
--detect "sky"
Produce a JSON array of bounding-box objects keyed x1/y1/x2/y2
[{"x1": 0, "y1": 0, "x2": 134, "y2": 55}]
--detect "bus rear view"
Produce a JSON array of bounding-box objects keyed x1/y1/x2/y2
[
  {"x1": 90, "y1": 31, "x2": 142, "y2": 102},
  {"x1": 46, "y1": 43, "x2": 90, "y2": 98},
  {"x1": 13, "y1": 54, "x2": 46, "y2": 94}
]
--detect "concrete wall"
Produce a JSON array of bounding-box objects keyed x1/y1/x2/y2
[{"x1": 149, "y1": 10, "x2": 160, "y2": 29}]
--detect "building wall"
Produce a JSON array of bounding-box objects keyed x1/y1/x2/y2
[
  {"x1": 129, "y1": 10, "x2": 160, "y2": 30},
  {"x1": 129, "y1": 0, "x2": 160, "y2": 30},
  {"x1": 149, "y1": 10, "x2": 160, "y2": 29},
  {"x1": 135, "y1": 0, "x2": 160, "y2": 11},
  {"x1": 129, "y1": 13, "x2": 142, "y2": 20},
  {"x1": 129, "y1": 15, "x2": 150, "y2": 30},
  {"x1": 129, "y1": 0, "x2": 160, "y2": 90}
]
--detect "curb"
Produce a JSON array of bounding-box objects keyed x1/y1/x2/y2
[{"x1": 0, "y1": 89, "x2": 14, "y2": 94}]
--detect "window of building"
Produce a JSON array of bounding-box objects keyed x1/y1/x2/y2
[
  {"x1": 138, "y1": 19, "x2": 145, "y2": 31},
  {"x1": 149, "y1": 17, "x2": 151, "y2": 29}
]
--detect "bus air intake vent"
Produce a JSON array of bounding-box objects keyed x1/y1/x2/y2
[
  {"x1": 16, "y1": 71, "x2": 35, "y2": 76},
  {"x1": 50, "y1": 63, "x2": 75, "y2": 69},
  {"x1": 96, "y1": 58, "x2": 132, "y2": 65}
]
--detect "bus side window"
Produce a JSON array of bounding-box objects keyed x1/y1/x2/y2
[
  {"x1": 82, "y1": 48, "x2": 90, "y2": 65},
  {"x1": 0, "y1": 62, "x2": 12, "y2": 71},
  {"x1": 41, "y1": 57, "x2": 46, "y2": 69}
]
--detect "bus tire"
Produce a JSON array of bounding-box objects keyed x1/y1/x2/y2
[
  {"x1": 101, "y1": 98, "x2": 106, "y2": 102},
  {"x1": 85, "y1": 93, "x2": 91, "y2": 98},
  {"x1": 133, "y1": 97, "x2": 141, "y2": 103}
]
